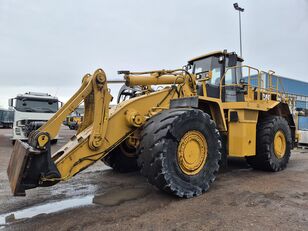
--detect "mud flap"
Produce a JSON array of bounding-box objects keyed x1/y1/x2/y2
[{"x1": 7, "y1": 140, "x2": 60, "y2": 196}]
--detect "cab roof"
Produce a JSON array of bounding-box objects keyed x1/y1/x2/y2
[
  {"x1": 16, "y1": 92, "x2": 58, "y2": 101},
  {"x1": 188, "y1": 50, "x2": 244, "y2": 64}
]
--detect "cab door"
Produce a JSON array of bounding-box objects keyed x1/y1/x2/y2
[
  {"x1": 222, "y1": 54, "x2": 243, "y2": 102},
  {"x1": 205, "y1": 57, "x2": 224, "y2": 99}
]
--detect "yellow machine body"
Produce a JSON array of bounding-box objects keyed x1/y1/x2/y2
[
  {"x1": 64, "y1": 115, "x2": 83, "y2": 130},
  {"x1": 228, "y1": 110, "x2": 258, "y2": 156},
  {"x1": 7, "y1": 50, "x2": 297, "y2": 196}
]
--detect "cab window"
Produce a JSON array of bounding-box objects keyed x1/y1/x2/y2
[
  {"x1": 224, "y1": 59, "x2": 242, "y2": 85},
  {"x1": 192, "y1": 56, "x2": 222, "y2": 85},
  {"x1": 208, "y1": 67, "x2": 221, "y2": 86}
]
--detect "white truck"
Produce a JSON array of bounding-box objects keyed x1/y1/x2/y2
[{"x1": 9, "y1": 92, "x2": 60, "y2": 144}]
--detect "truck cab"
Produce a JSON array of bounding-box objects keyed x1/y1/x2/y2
[{"x1": 9, "y1": 92, "x2": 60, "y2": 144}]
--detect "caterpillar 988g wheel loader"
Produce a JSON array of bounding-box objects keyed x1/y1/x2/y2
[{"x1": 7, "y1": 50, "x2": 296, "y2": 198}]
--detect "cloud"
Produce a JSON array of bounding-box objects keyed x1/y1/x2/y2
[{"x1": 0, "y1": 0, "x2": 307, "y2": 108}]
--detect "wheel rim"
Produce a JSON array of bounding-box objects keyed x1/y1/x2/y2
[
  {"x1": 177, "y1": 130, "x2": 208, "y2": 175},
  {"x1": 274, "y1": 130, "x2": 286, "y2": 159}
]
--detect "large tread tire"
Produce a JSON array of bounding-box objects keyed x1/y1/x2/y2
[
  {"x1": 246, "y1": 116, "x2": 292, "y2": 171},
  {"x1": 137, "y1": 108, "x2": 221, "y2": 198},
  {"x1": 102, "y1": 142, "x2": 139, "y2": 173}
]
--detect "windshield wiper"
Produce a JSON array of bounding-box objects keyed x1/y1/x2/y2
[
  {"x1": 21, "y1": 107, "x2": 36, "y2": 112},
  {"x1": 35, "y1": 107, "x2": 55, "y2": 113}
]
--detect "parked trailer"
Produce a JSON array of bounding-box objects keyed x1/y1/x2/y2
[
  {"x1": 298, "y1": 116, "x2": 308, "y2": 145},
  {"x1": 0, "y1": 109, "x2": 14, "y2": 128}
]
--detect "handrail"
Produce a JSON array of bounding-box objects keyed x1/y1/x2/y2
[
  {"x1": 219, "y1": 65, "x2": 260, "y2": 101},
  {"x1": 218, "y1": 65, "x2": 288, "y2": 103}
]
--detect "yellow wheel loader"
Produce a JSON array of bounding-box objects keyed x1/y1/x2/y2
[
  {"x1": 63, "y1": 114, "x2": 83, "y2": 130},
  {"x1": 7, "y1": 50, "x2": 296, "y2": 198}
]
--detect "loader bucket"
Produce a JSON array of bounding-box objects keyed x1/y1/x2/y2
[{"x1": 7, "y1": 140, "x2": 60, "y2": 196}]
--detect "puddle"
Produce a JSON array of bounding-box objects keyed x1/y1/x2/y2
[
  {"x1": 0, "y1": 195, "x2": 94, "y2": 226},
  {"x1": 0, "y1": 186, "x2": 152, "y2": 227},
  {"x1": 93, "y1": 186, "x2": 151, "y2": 206}
]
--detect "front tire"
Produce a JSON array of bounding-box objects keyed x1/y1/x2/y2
[
  {"x1": 246, "y1": 116, "x2": 292, "y2": 171},
  {"x1": 138, "y1": 109, "x2": 221, "y2": 198}
]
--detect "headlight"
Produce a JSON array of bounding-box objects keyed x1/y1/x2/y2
[
  {"x1": 15, "y1": 127, "x2": 21, "y2": 135},
  {"x1": 16, "y1": 120, "x2": 26, "y2": 127}
]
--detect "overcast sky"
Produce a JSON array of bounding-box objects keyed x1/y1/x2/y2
[{"x1": 0, "y1": 0, "x2": 307, "y2": 108}]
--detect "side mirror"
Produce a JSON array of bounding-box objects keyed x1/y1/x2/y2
[
  {"x1": 228, "y1": 54, "x2": 238, "y2": 67},
  {"x1": 8, "y1": 98, "x2": 14, "y2": 107},
  {"x1": 218, "y1": 56, "x2": 224, "y2": 64},
  {"x1": 59, "y1": 101, "x2": 64, "y2": 108},
  {"x1": 184, "y1": 64, "x2": 192, "y2": 71}
]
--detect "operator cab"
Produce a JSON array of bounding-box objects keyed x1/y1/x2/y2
[{"x1": 188, "y1": 50, "x2": 244, "y2": 101}]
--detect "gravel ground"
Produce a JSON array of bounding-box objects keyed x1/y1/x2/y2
[{"x1": 0, "y1": 127, "x2": 307, "y2": 231}]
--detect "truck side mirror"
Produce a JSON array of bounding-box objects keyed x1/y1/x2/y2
[{"x1": 8, "y1": 98, "x2": 14, "y2": 107}]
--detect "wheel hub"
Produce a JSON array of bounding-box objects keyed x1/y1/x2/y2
[
  {"x1": 274, "y1": 130, "x2": 286, "y2": 159},
  {"x1": 119, "y1": 138, "x2": 138, "y2": 158},
  {"x1": 177, "y1": 130, "x2": 207, "y2": 175}
]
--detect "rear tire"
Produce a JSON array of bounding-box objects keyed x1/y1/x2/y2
[
  {"x1": 102, "y1": 140, "x2": 139, "y2": 173},
  {"x1": 246, "y1": 116, "x2": 291, "y2": 171},
  {"x1": 69, "y1": 125, "x2": 77, "y2": 130},
  {"x1": 138, "y1": 109, "x2": 221, "y2": 198}
]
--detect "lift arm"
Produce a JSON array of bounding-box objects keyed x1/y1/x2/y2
[{"x1": 7, "y1": 68, "x2": 191, "y2": 196}]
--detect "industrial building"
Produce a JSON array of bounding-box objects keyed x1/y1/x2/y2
[
  {"x1": 277, "y1": 76, "x2": 308, "y2": 131},
  {"x1": 249, "y1": 74, "x2": 308, "y2": 108},
  {"x1": 249, "y1": 74, "x2": 308, "y2": 121}
]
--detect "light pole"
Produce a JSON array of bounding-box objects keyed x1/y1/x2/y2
[{"x1": 233, "y1": 3, "x2": 244, "y2": 57}]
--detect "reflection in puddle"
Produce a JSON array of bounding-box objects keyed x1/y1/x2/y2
[
  {"x1": 0, "y1": 195, "x2": 94, "y2": 226},
  {"x1": 93, "y1": 186, "x2": 151, "y2": 206}
]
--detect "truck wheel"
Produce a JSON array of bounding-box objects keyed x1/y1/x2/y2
[
  {"x1": 246, "y1": 116, "x2": 291, "y2": 171},
  {"x1": 138, "y1": 109, "x2": 221, "y2": 198},
  {"x1": 102, "y1": 140, "x2": 139, "y2": 173}
]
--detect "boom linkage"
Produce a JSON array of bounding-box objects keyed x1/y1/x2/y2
[{"x1": 8, "y1": 68, "x2": 194, "y2": 196}]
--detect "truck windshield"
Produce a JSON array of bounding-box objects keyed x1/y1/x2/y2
[{"x1": 15, "y1": 98, "x2": 58, "y2": 113}]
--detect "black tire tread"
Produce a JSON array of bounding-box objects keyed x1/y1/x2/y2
[
  {"x1": 137, "y1": 108, "x2": 221, "y2": 198},
  {"x1": 246, "y1": 116, "x2": 292, "y2": 171}
]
